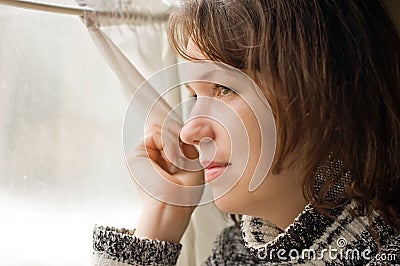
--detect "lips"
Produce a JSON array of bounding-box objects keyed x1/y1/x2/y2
[{"x1": 200, "y1": 161, "x2": 230, "y2": 183}]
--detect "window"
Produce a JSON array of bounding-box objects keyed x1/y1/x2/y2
[{"x1": 0, "y1": 3, "x2": 141, "y2": 264}]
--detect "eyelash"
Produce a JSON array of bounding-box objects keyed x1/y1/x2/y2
[
  {"x1": 191, "y1": 85, "x2": 234, "y2": 100},
  {"x1": 214, "y1": 84, "x2": 234, "y2": 99}
]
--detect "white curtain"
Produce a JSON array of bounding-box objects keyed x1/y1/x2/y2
[{"x1": 0, "y1": 0, "x2": 229, "y2": 265}]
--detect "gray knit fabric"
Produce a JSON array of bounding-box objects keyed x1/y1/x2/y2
[
  {"x1": 93, "y1": 157, "x2": 399, "y2": 265},
  {"x1": 93, "y1": 226, "x2": 182, "y2": 265},
  {"x1": 93, "y1": 202, "x2": 400, "y2": 265}
]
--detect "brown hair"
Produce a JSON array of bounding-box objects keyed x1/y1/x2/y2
[{"x1": 168, "y1": 0, "x2": 400, "y2": 231}]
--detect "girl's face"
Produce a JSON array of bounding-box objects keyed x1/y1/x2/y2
[{"x1": 180, "y1": 40, "x2": 306, "y2": 223}]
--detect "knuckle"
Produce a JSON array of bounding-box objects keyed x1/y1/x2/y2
[{"x1": 146, "y1": 123, "x2": 161, "y2": 134}]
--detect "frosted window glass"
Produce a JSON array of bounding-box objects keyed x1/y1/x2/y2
[{"x1": 0, "y1": 5, "x2": 141, "y2": 265}]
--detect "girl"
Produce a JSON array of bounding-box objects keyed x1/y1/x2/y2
[{"x1": 93, "y1": 0, "x2": 400, "y2": 265}]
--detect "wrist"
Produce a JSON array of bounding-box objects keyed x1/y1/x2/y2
[{"x1": 134, "y1": 201, "x2": 192, "y2": 243}]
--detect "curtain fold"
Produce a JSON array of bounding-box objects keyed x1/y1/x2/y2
[
  {"x1": 79, "y1": 3, "x2": 230, "y2": 265},
  {"x1": 0, "y1": 1, "x2": 230, "y2": 265}
]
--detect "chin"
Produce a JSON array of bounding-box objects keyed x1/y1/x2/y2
[
  {"x1": 213, "y1": 190, "x2": 246, "y2": 214},
  {"x1": 210, "y1": 173, "x2": 254, "y2": 214}
]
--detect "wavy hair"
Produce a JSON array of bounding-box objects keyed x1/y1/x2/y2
[{"x1": 168, "y1": 0, "x2": 400, "y2": 231}]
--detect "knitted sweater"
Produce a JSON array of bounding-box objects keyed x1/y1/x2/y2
[{"x1": 93, "y1": 201, "x2": 400, "y2": 265}]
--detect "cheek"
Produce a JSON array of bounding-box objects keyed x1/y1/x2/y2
[
  {"x1": 205, "y1": 123, "x2": 232, "y2": 161},
  {"x1": 217, "y1": 106, "x2": 262, "y2": 200},
  {"x1": 237, "y1": 104, "x2": 262, "y2": 159},
  {"x1": 237, "y1": 108, "x2": 262, "y2": 184},
  {"x1": 214, "y1": 126, "x2": 231, "y2": 146}
]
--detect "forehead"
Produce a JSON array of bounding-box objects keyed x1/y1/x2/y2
[{"x1": 187, "y1": 38, "x2": 208, "y2": 60}]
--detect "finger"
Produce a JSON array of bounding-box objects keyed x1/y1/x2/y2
[
  {"x1": 143, "y1": 131, "x2": 163, "y2": 161},
  {"x1": 180, "y1": 142, "x2": 199, "y2": 160},
  {"x1": 144, "y1": 126, "x2": 180, "y2": 173}
]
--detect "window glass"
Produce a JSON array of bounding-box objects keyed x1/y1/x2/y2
[{"x1": 0, "y1": 4, "x2": 140, "y2": 265}]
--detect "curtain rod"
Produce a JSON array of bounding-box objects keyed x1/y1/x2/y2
[{"x1": 0, "y1": 0, "x2": 91, "y2": 17}]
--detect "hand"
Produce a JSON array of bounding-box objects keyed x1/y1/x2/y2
[{"x1": 126, "y1": 124, "x2": 204, "y2": 243}]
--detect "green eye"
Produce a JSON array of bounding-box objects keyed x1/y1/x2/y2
[
  {"x1": 220, "y1": 87, "x2": 231, "y2": 96},
  {"x1": 215, "y1": 85, "x2": 234, "y2": 98}
]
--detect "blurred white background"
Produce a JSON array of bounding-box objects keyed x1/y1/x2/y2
[{"x1": 0, "y1": 2, "x2": 142, "y2": 265}]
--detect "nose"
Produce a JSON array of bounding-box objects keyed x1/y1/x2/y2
[{"x1": 180, "y1": 116, "x2": 215, "y2": 146}]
